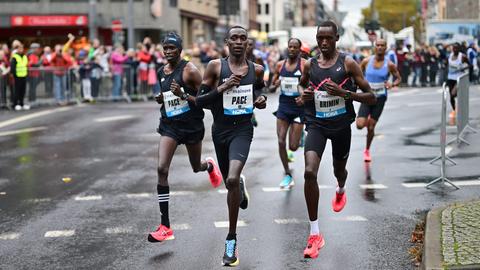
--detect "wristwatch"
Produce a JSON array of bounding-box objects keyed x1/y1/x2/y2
[
  {"x1": 343, "y1": 91, "x2": 351, "y2": 100},
  {"x1": 180, "y1": 93, "x2": 190, "y2": 100}
]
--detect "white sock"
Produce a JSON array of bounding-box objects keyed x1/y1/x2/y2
[
  {"x1": 309, "y1": 219, "x2": 319, "y2": 235},
  {"x1": 337, "y1": 186, "x2": 345, "y2": 194}
]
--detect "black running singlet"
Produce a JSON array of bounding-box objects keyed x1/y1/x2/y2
[
  {"x1": 305, "y1": 52, "x2": 356, "y2": 131},
  {"x1": 157, "y1": 59, "x2": 204, "y2": 122}
]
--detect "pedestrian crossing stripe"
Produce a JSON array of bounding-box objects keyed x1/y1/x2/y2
[
  {"x1": 0, "y1": 233, "x2": 20, "y2": 240},
  {"x1": 74, "y1": 195, "x2": 102, "y2": 201},
  {"x1": 44, "y1": 230, "x2": 75, "y2": 238},
  {"x1": 359, "y1": 184, "x2": 388, "y2": 189},
  {"x1": 214, "y1": 220, "x2": 247, "y2": 228},
  {"x1": 105, "y1": 227, "x2": 133, "y2": 234}
]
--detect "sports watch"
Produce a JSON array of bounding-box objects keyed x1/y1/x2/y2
[{"x1": 343, "y1": 91, "x2": 351, "y2": 100}]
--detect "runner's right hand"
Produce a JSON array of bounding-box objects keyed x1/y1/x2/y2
[
  {"x1": 219, "y1": 74, "x2": 241, "y2": 93},
  {"x1": 302, "y1": 87, "x2": 314, "y2": 101},
  {"x1": 155, "y1": 92, "x2": 163, "y2": 104}
]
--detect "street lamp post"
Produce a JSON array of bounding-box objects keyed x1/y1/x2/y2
[
  {"x1": 88, "y1": 0, "x2": 97, "y2": 41},
  {"x1": 127, "y1": 0, "x2": 134, "y2": 49}
]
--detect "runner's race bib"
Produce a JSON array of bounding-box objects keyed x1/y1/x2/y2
[
  {"x1": 163, "y1": 89, "x2": 190, "y2": 117},
  {"x1": 314, "y1": 91, "x2": 346, "y2": 118},
  {"x1": 280, "y1": 76, "x2": 300, "y2": 96},
  {"x1": 223, "y1": 84, "x2": 253, "y2": 115},
  {"x1": 369, "y1": 82, "x2": 387, "y2": 97}
]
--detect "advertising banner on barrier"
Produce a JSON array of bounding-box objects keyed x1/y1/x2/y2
[{"x1": 10, "y1": 15, "x2": 88, "y2": 27}]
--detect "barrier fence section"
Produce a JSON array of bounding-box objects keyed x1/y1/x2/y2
[
  {"x1": 427, "y1": 82, "x2": 459, "y2": 189},
  {"x1": 449, "y1": 72, "x2": 478, "y2": 145}
]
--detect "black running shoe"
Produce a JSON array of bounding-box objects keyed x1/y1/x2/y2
[
  {"x1": 223, "y1": 239, "x2": 239, "y2": 266},
  {"x1": 239, "y1": 174, "x2": 249, "y2": 210}
]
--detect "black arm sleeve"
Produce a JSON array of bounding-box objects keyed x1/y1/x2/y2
[
  {"x1": 253, "y1": 78, "x2": 265, "y2": 100},
  {"x1": 196, "y1": 84, "x2": 220, "y2": 108}
]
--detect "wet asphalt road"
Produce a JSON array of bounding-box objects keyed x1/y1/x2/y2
[{"x1": 1, "y1": 86, "x2": 480, "y2": 270}]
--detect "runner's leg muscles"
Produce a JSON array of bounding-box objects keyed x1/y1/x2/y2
[
  {"x1": 186, "y1": 141, "x2": 208, "y2": 173},
  {"x1": 333, "y1": 159, "x2": 348, "y2": 188},
  {"x1": 277, "y1": 118, "x2": 291, "y2": 174},
  {"x1": 157, "y1": 136, "x2": 178, "y2": 185},
  {"x1": 226, "y1": 160, "x2": 245, "y2": 235},
  {"x1": 366, "y1": 118, "x2": 377, "y2": 150},
  {"x1": 304, "y1": 151, "x2": 321, "y2": 221},
  {"x1": 288, "y1": 122, "x2": 303, "y2": 151}
]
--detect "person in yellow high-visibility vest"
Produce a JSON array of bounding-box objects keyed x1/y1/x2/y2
[{"x1": 11, "y1": 44, "x2": 29, "y2": 110}]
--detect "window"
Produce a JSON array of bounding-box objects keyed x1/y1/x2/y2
[
  {"x1": 170, "y1": 0, "x2": 177, "y2": 7},
  {"x1": 265, "y1": 23, "x2": 269, "y2": 33},
  {"x1": 265, "y1": 3, "x2": 269, "y2": 15},
  {"x1": 257, "y1": 3, "x2": 261, "y2": 14}
]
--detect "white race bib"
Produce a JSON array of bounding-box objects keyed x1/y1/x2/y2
[
  {"x1": 369, "y1": 82, "x2": 387, "y2": 97},
  {"x1": 314, "y1": 91, "x2": 346, "y2": 118},
  {"x1": 223, "y1": 84, "x2": 253, "y2": 115},
  {"x1": 163, "y1": 89, "x2": 190, "y2": 117},
  {"x1": 280, "y1": 76, "x2": 300, "y2": 96}
]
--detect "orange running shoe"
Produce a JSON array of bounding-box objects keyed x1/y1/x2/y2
[
  {"x1": 206, "y1": 157, "x2": 222, "y2": 188},
  {"x1": 363, "y1": 149, "x2": 371, "y2": 162},
  {"x1": 148, "y1": 224, "x2": 174, "y2": 242},
  {"x1": 449, "y1": 110, "x2": 456, "y2": 119},
  {"x1": 303, "y1": 234, "x2": 325, "y2": 259},
  {"x1": 332, "y1": 190, "x2": 347, "y2": 212}
]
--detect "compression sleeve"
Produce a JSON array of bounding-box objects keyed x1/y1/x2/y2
[{"x1": 195, "y1": 84, "x2": 220, "y2": 108}]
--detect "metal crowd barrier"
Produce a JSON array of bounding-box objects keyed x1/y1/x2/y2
[
  {"x1": 448, "y1": 72, "x2": 478, "y2": 145},
  {"x1": 427, "y1": 82, "x2": 459, "y2": 189}
]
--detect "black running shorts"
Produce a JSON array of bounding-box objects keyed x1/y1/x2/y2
[
  {"x1": 304, "y1": 125, "x2": 351, "y2": 161},
  {"x1": 357, "y1": 96, "x2": 387, "y2": 121},
  {"x1": 157, "y1": 121, "x2": 205, "y2": 145},
  {"x1": 212, "y1": 121, "x2": 253, "y2": 179}
]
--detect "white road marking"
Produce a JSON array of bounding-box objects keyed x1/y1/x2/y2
[
  {"x1": 94, "y1": 115, "x2": 135, "y2": 123},
  {"x1": 0, "y1": 107, "x2": 71, "y2": 129},
  {"x1": 214, "y1": 220, "x2": 247, "y2": 228},
  {"x1": 331, "y1": 216, "x2": 368, "y2": 222},
  {"x1": 0, "y1": 192, "x2": 6, "y2": 195},
  {"x1": 171, "y1": 223, "x2": 192, "y2": 230},
  {"x1": 0, "y1": 233, "x2": 20, "y2": 240},
  {"x1": 126, "y1": 193, "x2": 153, "y2": 198},
  {"x1": 359, "y1": 184, "x2": 388, "y2": 189},
  {"x1": 402, "y1": 182, "x2": 427, "y2": 188},
  {"x1": 400, "y1": 127, "x2": 416, "y2": 131},
  {"x1": 74, "y1": 195, "x2": 102, "y2": 201},
  {"x1": 170, "y1": 191, "x2": 194, "y2": 196},
  {"x1": 0, "y1": 126, "x2": 47, "y2": 137},
  {"x1": 105, "y1": 226, "x2": 133, "y2": 234},
  {"x1": 262, "y1": 187, "x2": 290, "y2": 192},
  {"x1": 26, "y1": 198, "x2": 52, "y2": 203},
  {"x1": 375, "y1": 134, "x2": 385, "y2": 140},
  {"x1": 274, "y1": 218, "x2": 305, "y2": 224},
  {"x1": 44, "y1": 230, "x2": 75, "y2": 238},
  {"x1": 217, "y1": 189, "x2": 228, "y2": 194},
  {"x1": 445, "y1": 146, "x2": 453, "y2": 155},
  {"x1": 402, "y1": 180, "x2": 480, "y2": 188}
]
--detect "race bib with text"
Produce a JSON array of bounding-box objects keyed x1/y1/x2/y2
[
  {"x1": 280, "y1": 76, "x2": 300, "y2": 96},
  {"x1": 314, "y1": 91, "x2": 346, "y2": 118},
  {"x1": 369, "y1": 82, "x2": 387, "y2": 97},
  {"x1": 163, "y1": 89, "x2": 190, "y2": 117},
  {"x1": 223, "y1": 84, "x2": 254, "y2": 115}
]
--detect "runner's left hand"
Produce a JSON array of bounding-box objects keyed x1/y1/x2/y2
[
  {"x1": 324, "y1": 81, "x2": 346, "y2": 97},
  {"x1": 384, "y1": 81, "x2": 392, "y2": 89},
  {"x1": 170, "y1": 80, "x2": 183, "y2": 97},
  {"x1": 254, "y1": 95, "x2": 266, "y2": 109}
]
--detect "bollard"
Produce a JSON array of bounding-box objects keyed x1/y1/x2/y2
[{"x1": 426, "y1": 83, "x2": 459, "y2": 189}]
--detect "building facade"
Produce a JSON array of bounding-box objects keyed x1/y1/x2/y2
[
  {"x1": 178, "y1": 0, "x2": 218, "y2": 47},
  {"x1": 437, "y1": 0, "x2": 480, "y2": 20},
  {"x1": 0, "y1": 0, "x2": 180, "y2": 47}
]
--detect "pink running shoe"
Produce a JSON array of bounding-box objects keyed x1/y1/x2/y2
[
  {"x1": 303, "y1": 234, "x2": 325, "y2": 259},
  {"x1": 148, "y1": 224, "x2": 174, "y2": 242},
  {"x1": 206, "y1": 157, "x2": 222, "y2": 188},
  {"x1": 332, "y1": 190, "x2": 347, "y2": 212},
  {"x1": 363, "y1": 149, "x2": 372, "y2": 162}
]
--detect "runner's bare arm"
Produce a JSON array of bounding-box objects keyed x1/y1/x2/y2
[
  {"x1": 360, "y1": 57, "x2": 369, "y2": 73},
  {"x1": 299, "y1": 59, "x2": 313, "y2": 102},
  {"x1": 196, "y1": 59, "x2": 221, "y2": 108},
  {"x1": 269, "y1": 61, "x2": 283, "y2": 92},
  {"x1": 345, "y1": 57, "x2": 376, "y2": 104},
  {"x1": 182, "y1": 62, "x2": 202, "y2": 104},
  {"x1": 387, "y1": 61, "x2": 401, "y2": 88},
  {"x1": 253, "y1": 63, "x2": 267, "y2": 109}
]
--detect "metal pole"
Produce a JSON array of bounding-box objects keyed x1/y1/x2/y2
[
  {"x1": 88, "y1": 0, "x2": 97, "y2": 41},
  {"x1": 127, "y1": 0, "x2": 134, "y2": 49}
]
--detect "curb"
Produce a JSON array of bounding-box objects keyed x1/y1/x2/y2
[{"x1": 422, "y1": 205, "x2": 446, "y2": 270}]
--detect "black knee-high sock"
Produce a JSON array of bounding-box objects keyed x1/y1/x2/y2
[{"x1": 157, "y1": 185, "x2": 170, "y2": 228}]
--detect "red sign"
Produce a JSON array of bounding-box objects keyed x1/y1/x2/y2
[
  {"x1": 111, "y1": 20, "x2": 123, "y2": 32},
  {"x1": 11, "y1": 15, "x2": 88, "y2": 27}
]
